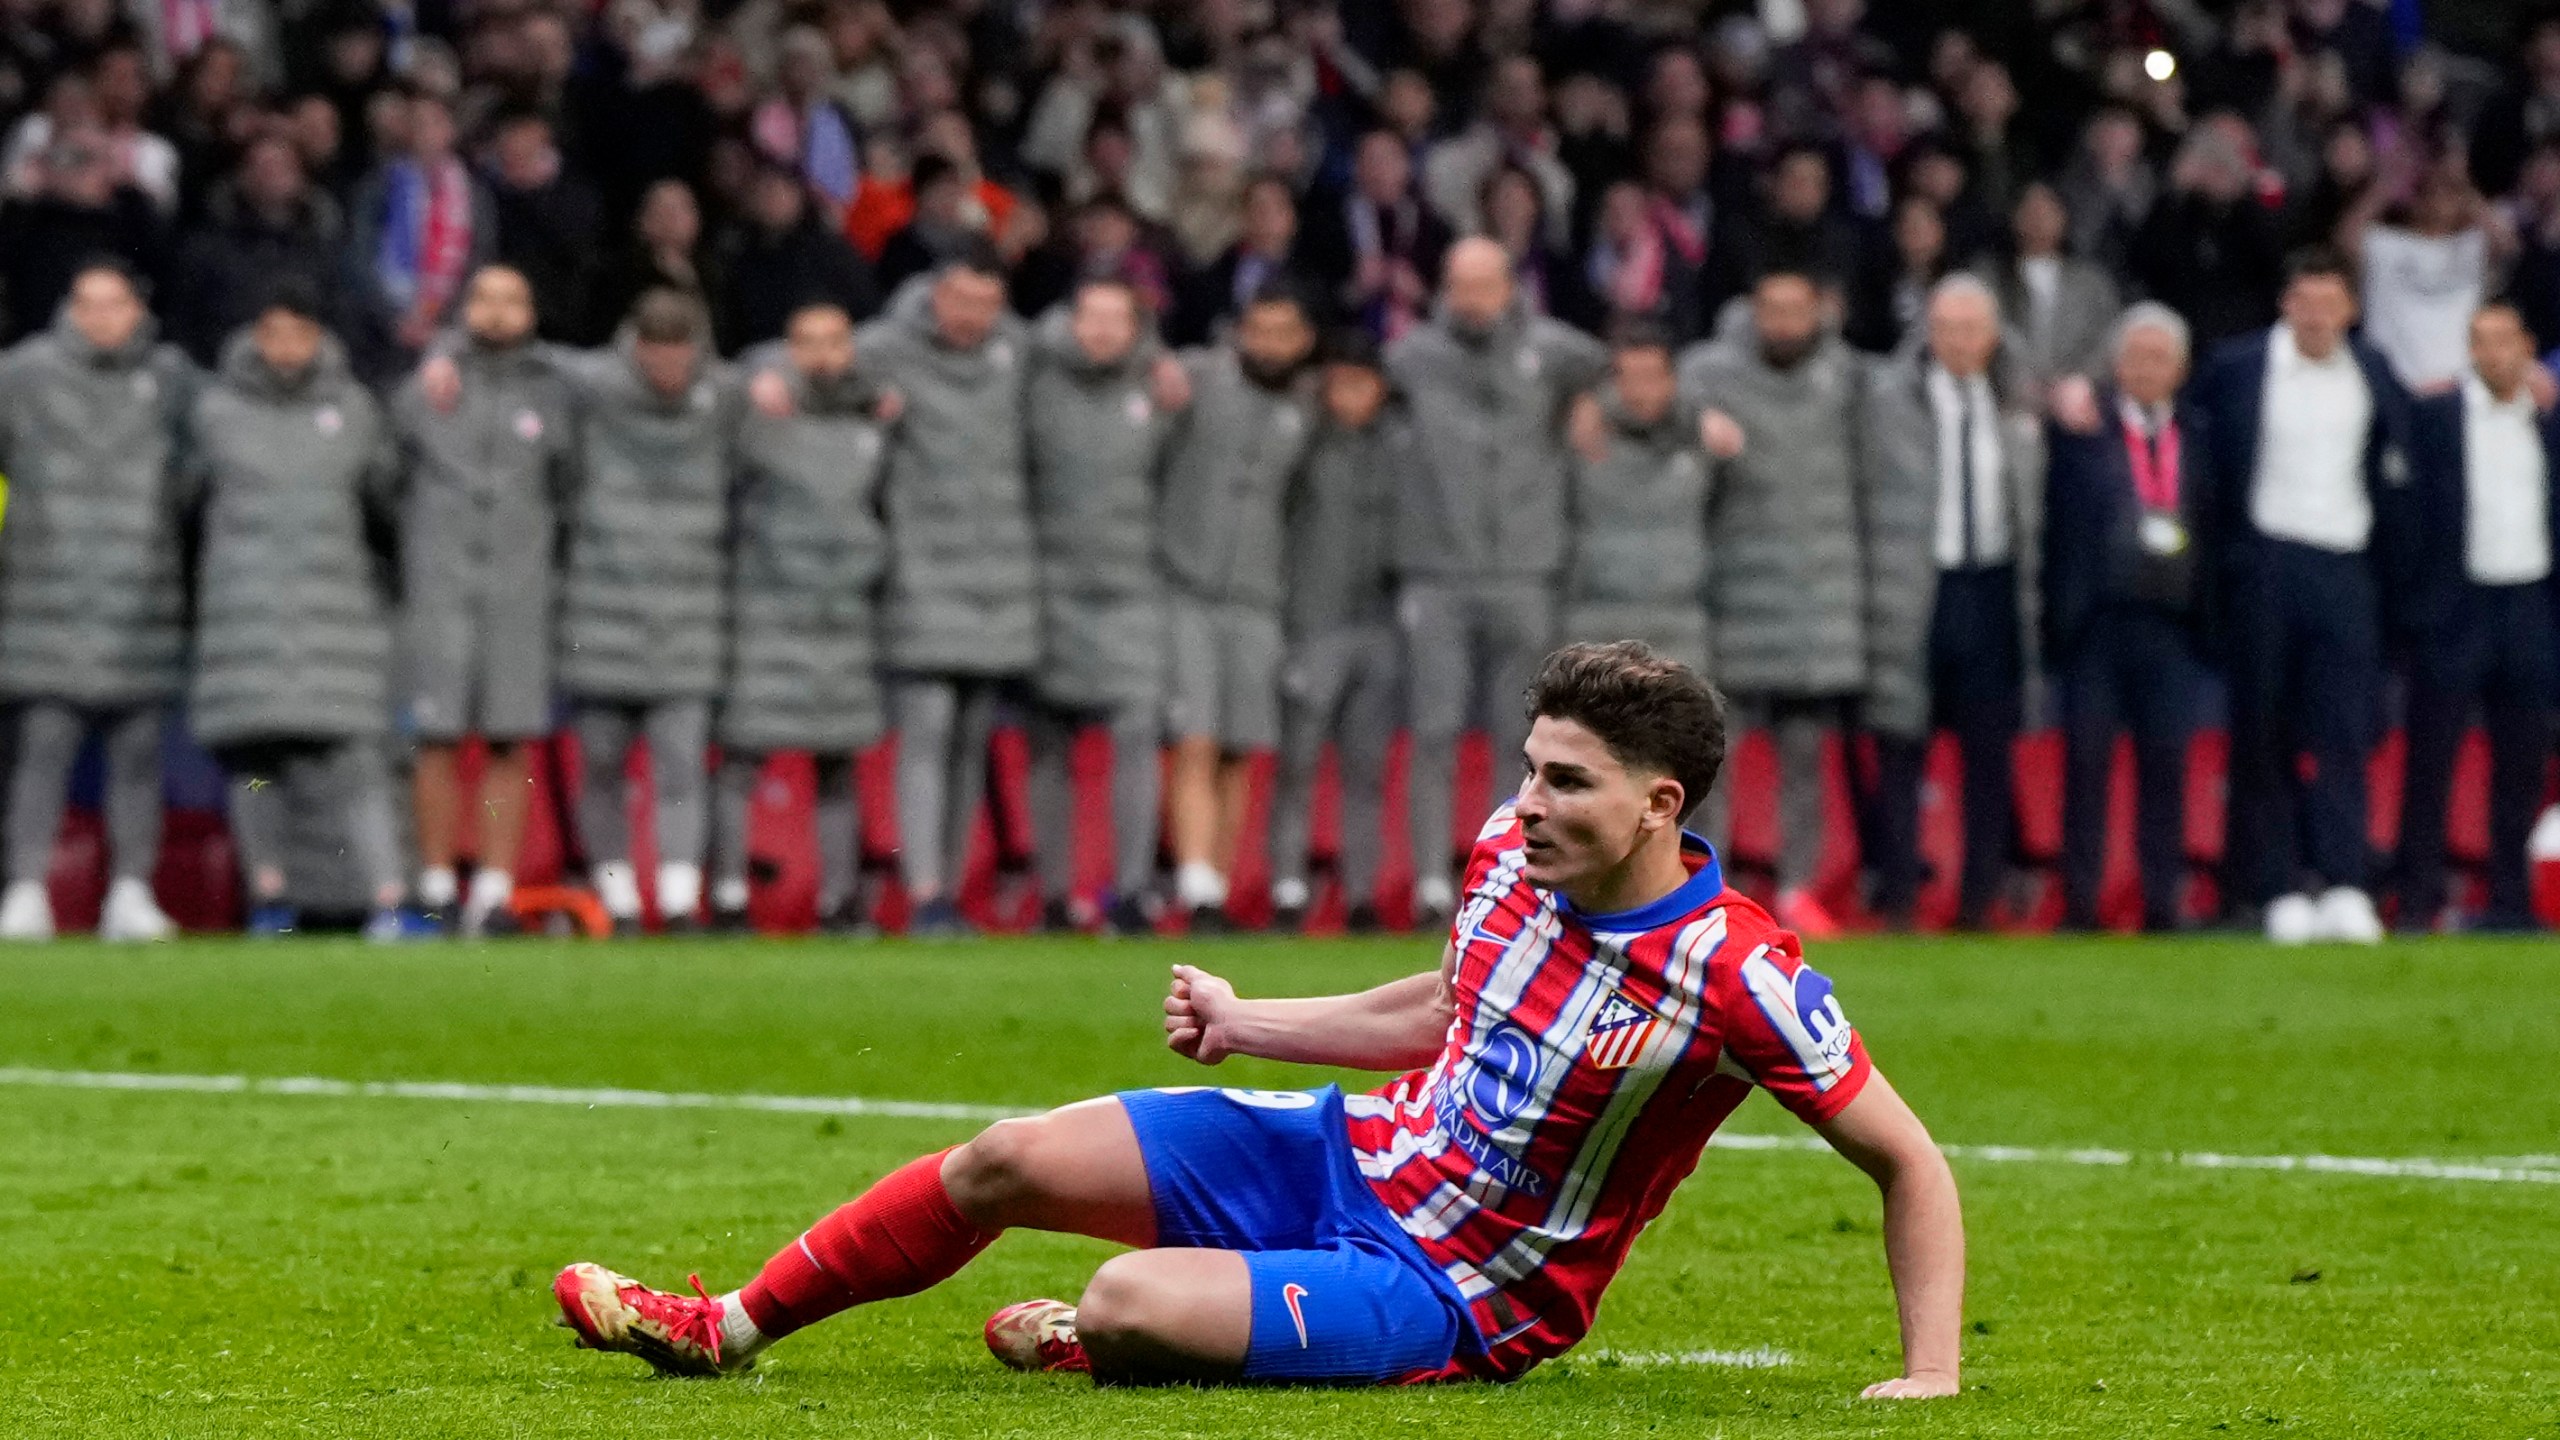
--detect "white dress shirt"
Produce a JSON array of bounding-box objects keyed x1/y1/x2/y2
[
  {"x1": 2250, "y1": 324, "x2": 2375, "y2": 553},
  {"x1": 1928, "y1": 365, "x2": 2009, "y2": 568},
  {"x1": 2461, "y1": 373, "x2": 2553, "y2": 585}
]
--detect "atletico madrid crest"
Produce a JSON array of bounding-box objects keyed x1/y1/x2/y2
[{"x1": 1583, "y1": 989, "x2": 1661, "y2": 1070}]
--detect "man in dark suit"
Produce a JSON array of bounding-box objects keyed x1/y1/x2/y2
[
  {"x1": 2193, "y1": 248, "x2": 2416, "y2": 943},
  {"x1": 2395, "y1": 302, "x2": 2560, "y2": 932},
  {"x1": 2044, "y1": 303, "x2": 2218, "y2": 932}
]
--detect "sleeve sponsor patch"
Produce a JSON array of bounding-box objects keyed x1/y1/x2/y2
[{"x1": 1738, "y1": 947, "x2": 1858, "y2": 1092}]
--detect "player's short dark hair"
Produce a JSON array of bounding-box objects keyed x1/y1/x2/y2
[
  {"x1": 629, "y1": 286, "x2": 708, "y2": 344},
  {"x1": 2284, "y1": 244, "x2": 2356, "y2": 293},
  {"x1": 1525, "y1": 641, "x2": 1727, "y2": 816},
  {"x1": 1243, "y1": 276, "x2": 1314, "y2": 320}
]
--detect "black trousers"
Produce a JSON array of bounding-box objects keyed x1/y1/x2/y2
[
  {"x1": 2397, "y1": 579, "x2": 2558, "y2": 925},
  {"x1": 2060, "y1": 605, "x2": 2203, "y2": 929},
  {"x1": 2225, "y1": 540, "x2": 2383, "y2": 904},
  {"x1": 1874, "y1": 565, "x2": 2021, "y2": 925}
]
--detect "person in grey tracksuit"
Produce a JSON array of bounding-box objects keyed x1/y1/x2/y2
[
  {"x1": 187, "y1": 293, "x2": 419, "y2": 939},
  {"x1": 548, "y1": 290, "x2": 742, "y2": 933},
  {"x1": 1677, "y1": 270, "x2": 1869, "y2": 930},
  {"x1": 0, "y1": 264, "x2": 195, "y2": 942},
  {"x1": 1156, "y1": 284, "x2": 1320, "y2": 931},
  {"x1": 1562, "y1": 325, "x2": 1715, "y2": 677},
  {"x1": 1022, "y1": 279, "x2": 1175, "y2": 935},
  {"x1": 1268, "y1": 331, "x2": 1407, "y2": 933},
  {"x1": 855, "y1": 254, "x2": 1042, "y2": 935},
  {"x1": 1388, "y1": 237, "x2": 1608, "y2": 924},
  {"x1": 390, "y1": 265, "x2": 575, "y2": 936},
  {"x1": 710, "y1": 302, "x2": 891, "y2": 935}
]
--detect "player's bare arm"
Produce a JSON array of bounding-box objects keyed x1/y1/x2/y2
[
  {"x1": 1163, "y1": 944, "x2": 1455, "y2": 1070},
  {"x1": 1817, "y1": 1070, "x2": 1966, "y2": 1400}
]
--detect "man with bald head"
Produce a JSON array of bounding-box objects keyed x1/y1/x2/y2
[
  {"x1": 2043, "y1": 303, "x2": 2218, "y2": 931},
  {"x1": 1860, "y1": 274, "x2": 2044, "y2": 930},
  {"x1": 1387, "y1": 236, "x2": 1607, "y2": 926}
]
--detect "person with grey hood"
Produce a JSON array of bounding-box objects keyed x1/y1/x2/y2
[
  {"x1": 425, "y1": 286, "x2": 745, "y2": 932},
  {"x1": 1021, "y1": 278, "x2": 1175, "y2": 937},
  {"x1": 708, "y1": 300, "x2": 892, "y2": 936},
  {"x1": 1158, "y1": 282, "x2": 1320, "y2": 933},
  {"x1": 1674, "y1": 268, "x2": 1869, "y2": 938},
  {"x1": 1268, "y1": 330, "x2": 1407, "y2": 934},
  {"x1": 187, "y1": 286, "x2": 430, "y2": 942},
  {"x1": 1858, "y1": 275, "x2": 2044, "y2": 931},
  {"x1": 1561, "y1": 321, "x2": 1718, "y2": 675},
  {"x1": 1388, "y1": 236, "x2": 1607, "y2": 927},
  {"x1": 390, "y1": 264, "x2": 575, "y2": 938},
  {"x1": 837, "y1": 246, "x2": 1035, "y2": 937},
  {"x1": 0, "y1": 262, "x2": 194, "y2": 943}
]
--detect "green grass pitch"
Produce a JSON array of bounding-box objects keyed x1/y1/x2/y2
[{"x1": 1, "y1": 932, "x2": 2552, "y2": 1438}]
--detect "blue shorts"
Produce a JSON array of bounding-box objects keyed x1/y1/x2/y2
[{"x1": 1117, "y1": 1084, "x2": 1476, "y2": 1384}]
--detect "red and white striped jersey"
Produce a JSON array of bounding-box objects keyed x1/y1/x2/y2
[{"x1": 1345, "y1": 803, "x2": 1872, "y2": 1380}]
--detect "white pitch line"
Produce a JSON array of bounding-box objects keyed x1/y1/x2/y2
[
  {"x1": 3, "y1": 1066, "x2": 2557, "y2": 1186},
  {"x1": 1585, "y1": 1347, "x2": 1793, "y2": 1370}
]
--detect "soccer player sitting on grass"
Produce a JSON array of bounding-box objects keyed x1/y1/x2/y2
[{"x1": 553, "y1": 641, "x2": 1968, "y2": 1397}]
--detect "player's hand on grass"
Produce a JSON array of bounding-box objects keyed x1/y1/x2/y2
[
  {"x1": 1164, "y1": 963, "x2": 1239, "y2": 1065},
  {"x1": 1861, "y1": 1370, "x2": 1960, "y2": 1399}
]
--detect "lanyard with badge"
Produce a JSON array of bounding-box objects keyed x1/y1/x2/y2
[{"x1": 2122, "y1": 415, "x2": 2187, "y2": 557}]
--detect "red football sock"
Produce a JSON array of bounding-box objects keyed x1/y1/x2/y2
[{"x1": 738, "y1": 1148, "x2": 995, "y2": 1339}]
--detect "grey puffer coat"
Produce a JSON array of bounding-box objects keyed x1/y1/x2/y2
[
  {"x1": 858, "y1": 277, "x2": 1039, "y2": 675},
  {"x1": 1677, "y1": 331, "x2": 1869, "y2": 697},
  {"x1": 1562, "y1": 388, "x2": 1714, "y2": 672},
  {"x1": 720, "y1": 360, "x2": 891, "y2": 752},
  {"x1": 1023, "y1": 309, "x2": 1171, "y2": 709},
  {"x1": 1387, "y1": 300, "x2": 1608, "y2": 582},
  {"x1": 0, "y1": 308, "x2": 197, "y2": 705},
  {"x1": 1155, "y1": 349, "x2": 1318, "y2": 609},
  {"x1": 186, "y1": 331, "x2": 397, "y2": 746},
  {"x1": 553, "y1": 336, "x2": 741, "y2": 702}
]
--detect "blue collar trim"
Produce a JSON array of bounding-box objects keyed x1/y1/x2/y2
[{"x1": 1561, "y1": 833, "x2": 1725, "y2": 931}]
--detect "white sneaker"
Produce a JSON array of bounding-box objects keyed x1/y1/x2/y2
[
  {"x1": 2531, "y1": 804, "x2": 2560, "y2": 861},
  {"x1": 0, "y1": 879, "x2": 53, "y2": 941},
  {"x1": 99, "y1": 877, "x2": 176, "y2": 941},
  {"x1": 2314, "y1": 885, "x2": 2385, "y2": 945},
  {"x1": 2264, "y1": 892, "x2": 2318, "y2": 945}
]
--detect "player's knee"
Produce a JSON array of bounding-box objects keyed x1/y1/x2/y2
[
  {"x1": 1073, "y1": 1254, "x2": 1166, "y2": 1363},
  {"x1": 942, "y1": 1117, "x2": 1047, "y2": 1225}
]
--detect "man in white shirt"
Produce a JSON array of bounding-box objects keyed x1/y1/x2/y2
[
  {"x1": 2395, "y1": 303, "x2": 2560, "y2": 931},
  {"x1": 2195, "y1": 249, "x2": 2414, "y2": 944}
]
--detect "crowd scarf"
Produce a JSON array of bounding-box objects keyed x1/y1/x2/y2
[
  {"x1": 1647, "y1": 190, "x2": 1709, "y2": 267},
  {"x1": 375, "y1": 156, "x2": 474, "y2": 320},
  {"x1": 1594, "y1": 226, "x2": 1665, "y2": 316},
  {"x1": 161, "y1": 0, "x2": 218, "y2": 65},
  {"x1": 2122, "y1": 408, "x2": 2182, "y2": 513}
]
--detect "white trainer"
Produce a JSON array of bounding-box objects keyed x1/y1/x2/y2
[
  {"x1": 99, "y1": 877, "x2": 176, "y2": 942},
  {"x1": 2264, "y1": 892, "x2": 2318, "y2": 946},
  {"x1": 0, "y1": 879, "x2": 54, "y2": 941},
  {"x1": 2314, "y1": 886, "x2": 2385, "y2": 945}
]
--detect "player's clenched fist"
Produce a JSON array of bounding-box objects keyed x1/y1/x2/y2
[{"x1": 1164, "y1": 963, "x2": 1239, "y2": 1065}]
